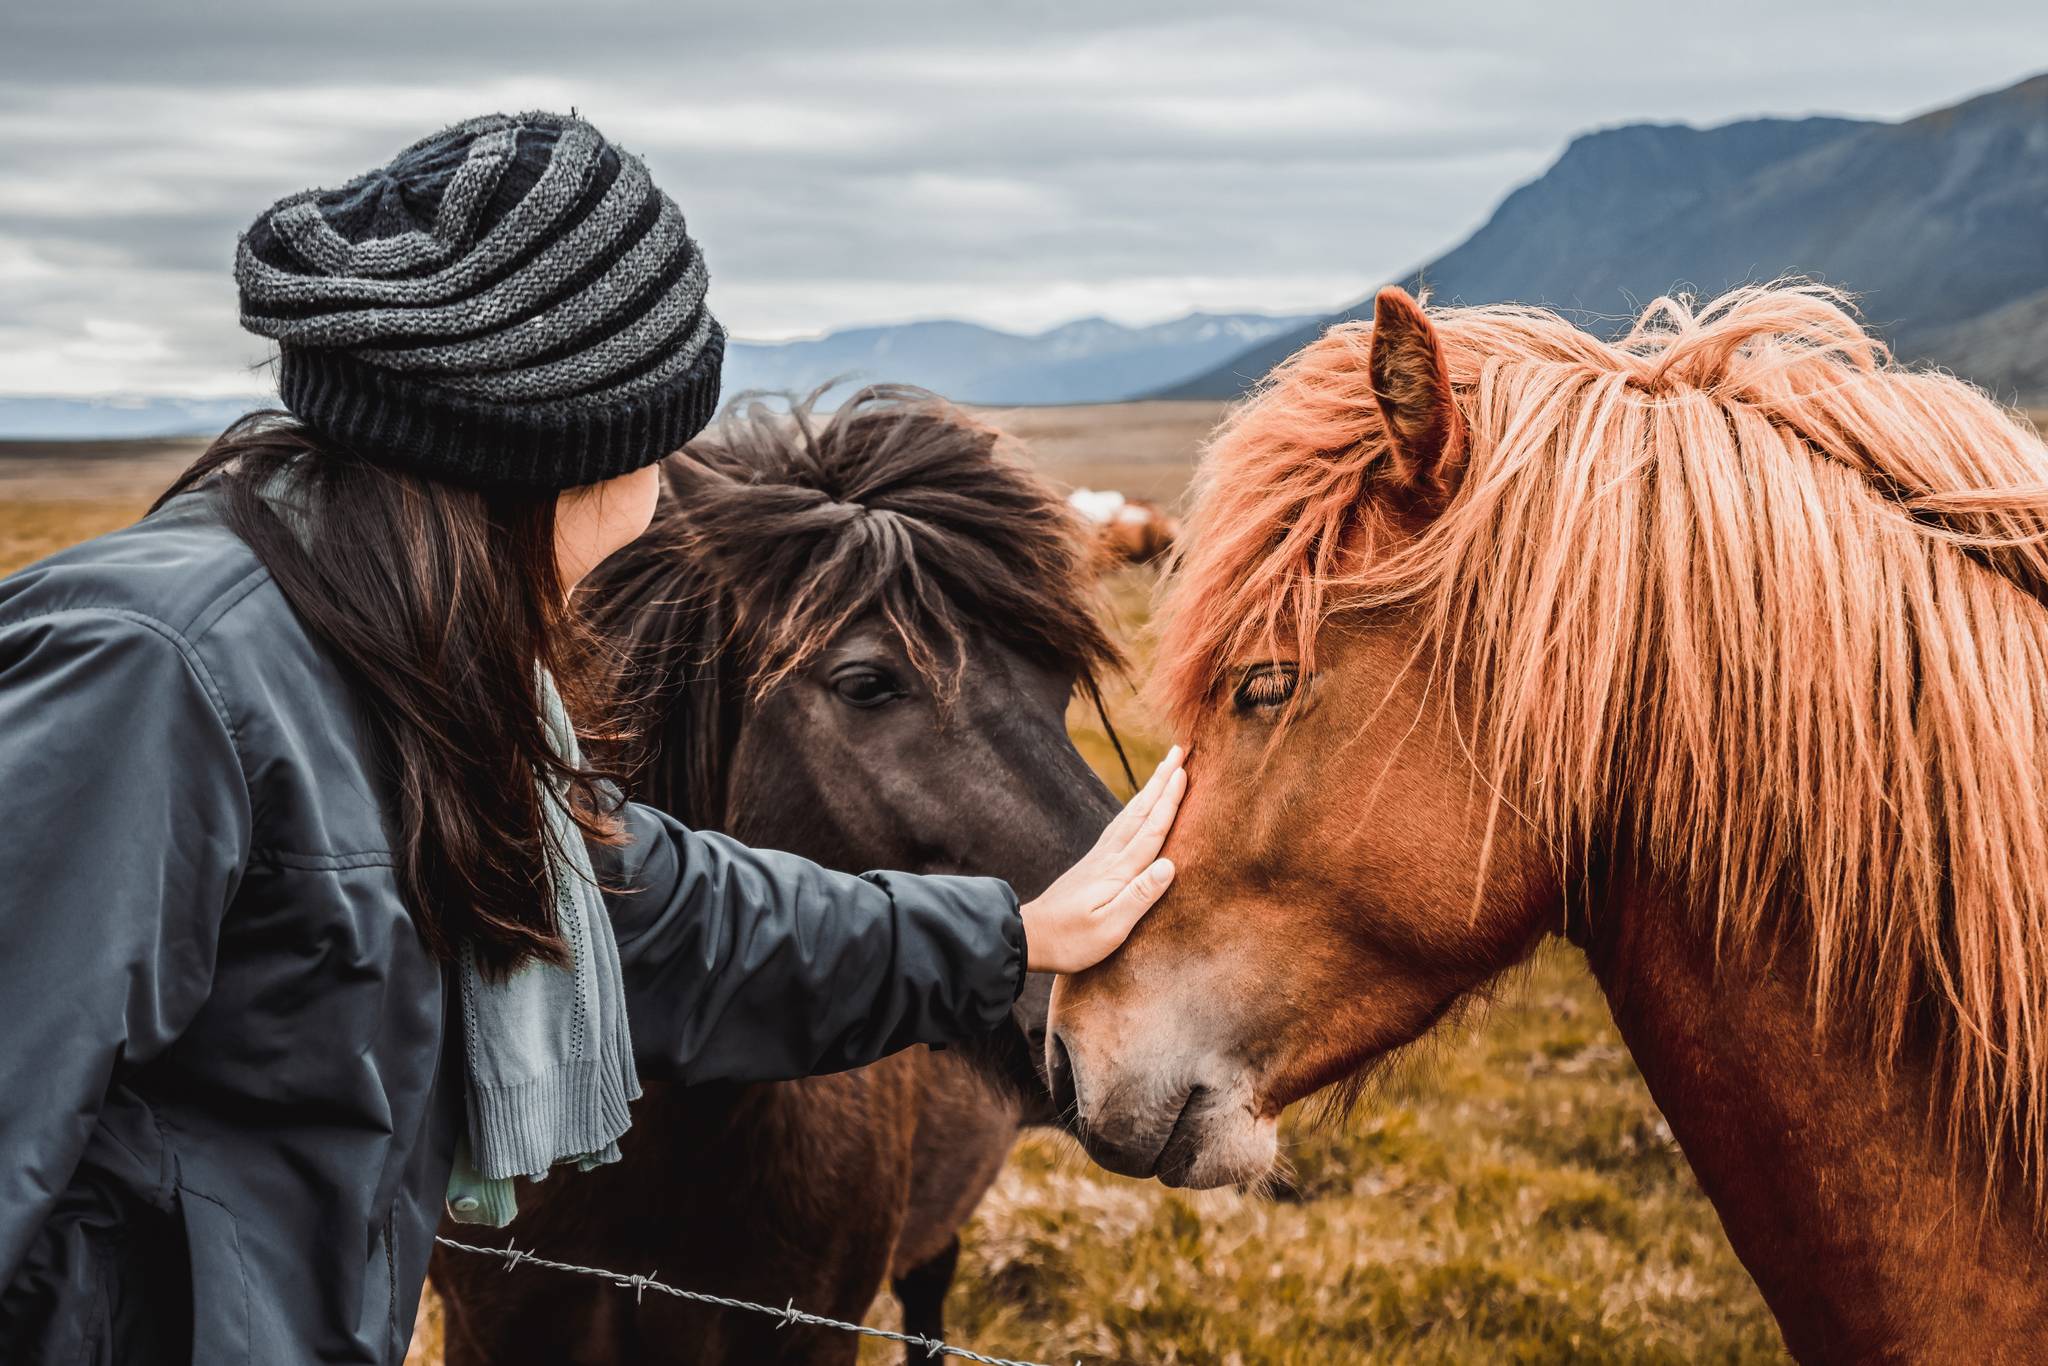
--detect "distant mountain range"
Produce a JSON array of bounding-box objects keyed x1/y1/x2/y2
[
  {"x1": 717, "y1": 312, "x2": 1314, "y2": 406},
  {"x1": 1166, "y1": 72, "x2": 2048, "y2": 401},
  {"x1": 0, "y1": 313, "x2": 1310, "y2": 438},
  {"x1": 0, "y1": 395, "x2": 269, "y2": 442}
]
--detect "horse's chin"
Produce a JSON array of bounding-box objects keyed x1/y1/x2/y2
[
  {"x1": 1074, "y1": 1074, "x2": 1280, "y2": 1190},
  {"x1": 1154, "y1": 1106, "x2": 1281, "y2": 1190}
]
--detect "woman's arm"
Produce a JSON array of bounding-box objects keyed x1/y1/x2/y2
[
  {"x1": 0, "y1": 612, "x2": 249, "y2": 1285},
  {"x1": 598, "y1": 748, "x2": 1185, "y2": 1084},
  {"x1": 599, "y1": 806, "x2": 1025, "y2": 1082}
]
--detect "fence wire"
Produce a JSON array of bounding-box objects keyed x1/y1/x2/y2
[{"x1": 434, "y1": 1235, "x2": 1073, "y2": 1366}]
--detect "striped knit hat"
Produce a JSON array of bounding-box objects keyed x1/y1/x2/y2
[{"x1": 236, "y1": 112, "x2": 723, "y2": 490}]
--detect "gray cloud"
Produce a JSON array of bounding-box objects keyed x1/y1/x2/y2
[{"x1": 3, "y1": 0, "x2": 2044, "y2": 395}]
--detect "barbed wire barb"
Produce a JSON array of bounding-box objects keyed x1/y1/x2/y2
[{"x1": 435, "y1": 1235, "x2": 1068, "y2": 1366}]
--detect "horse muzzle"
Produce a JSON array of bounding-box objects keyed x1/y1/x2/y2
[{"x1": 1047, "y1": 1029, "x2": 1278, "y2": 1188}]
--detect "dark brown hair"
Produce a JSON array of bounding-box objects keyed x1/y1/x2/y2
[{"x1": 155, "y1": 412, "x2": 624, "y2": 975}]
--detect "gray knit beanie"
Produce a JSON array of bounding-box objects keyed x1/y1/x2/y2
[{"x1": 236, "y1": 111, "x2": 723, "y2": 490}]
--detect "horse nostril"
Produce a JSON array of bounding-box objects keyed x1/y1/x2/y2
[{"x1": 1047, "y1": 1033, "x2": 1079, "y2": 1120}]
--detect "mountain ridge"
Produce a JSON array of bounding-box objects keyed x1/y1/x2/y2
[
  {"x1": 719, "y1": 310, "x2": 1315, "y2": 407},
  {"x1": 0, "y1": 310, "x2": 1312, "y2": 438},
  {"x1": 1164, "y1": 71, "x2": 2048, "y2": 402}
]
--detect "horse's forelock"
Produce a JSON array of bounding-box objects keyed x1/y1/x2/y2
[
  {"x1": 688, "y1": 387, "x2": 1116, "y2": 696},
  {"x1": 592, "y1": 383, "x2": 1120, "y2": 719}
]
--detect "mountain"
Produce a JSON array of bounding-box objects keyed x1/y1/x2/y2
[
  {"x1": 1167, "y1": 72, "x2": 2048, "y2": 402},
  {"x1": 1920, "y1": 286, "x2": 2048, "y2": 400},
  {"x1": 0, "y1": 395, "x2": 272, "y2": 441},
  {"x1": 720, "y1": 311, "x2": 1315, "y2": 407},
  {"x1": 0, "y1": 312, "x2": 1309, "y2": 438}
]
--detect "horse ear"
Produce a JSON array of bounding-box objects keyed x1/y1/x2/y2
[{"x1": 1368, "y1": 287, "x2": 1466, "y2": 507}]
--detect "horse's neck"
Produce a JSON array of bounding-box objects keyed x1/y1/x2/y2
[{"x1": 1581, "y1": 877, "x2": 2048, "y2": 1363}]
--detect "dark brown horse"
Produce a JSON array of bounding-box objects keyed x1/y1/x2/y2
[
  {"x1": 1048, "y1": 286, "x2": 2048, "y2": 1362},
  {"x1": 432, "y1": 386, "x2": 1123, "y2": 1364}
]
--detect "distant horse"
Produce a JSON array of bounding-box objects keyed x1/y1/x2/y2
[
  {"x1": 1067, "y1": 487, "x2": 1180, "y2": 565},
  {"x1": 1049, "y1": 284, "x2": 2048, "y2": 1362},
  {"x1": 433, "y1": 386, "x2": 1125, "y2": 1364}
]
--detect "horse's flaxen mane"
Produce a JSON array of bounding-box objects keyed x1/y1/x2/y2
[
  {"x1": 1157, "y1": 282, "x2": 2048, "y2": 1208},
  {"x1": 584, "y1": 384, "x2": 1120, "y2": 822}
]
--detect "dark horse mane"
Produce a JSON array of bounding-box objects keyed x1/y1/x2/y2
[{"x1": 581, "y1": 384, "x2": 1129, "y2": 826}]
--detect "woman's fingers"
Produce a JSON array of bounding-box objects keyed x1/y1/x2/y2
[
  {"x1": 1108, "y1": 745, "x2": 1183, "y2": 849},
  {"x1": 1100, "y1": 744, "x2": 1181, "y2": 849},
  {"x1": 1093, "y1": 858, "x2": 1177, "y2": 948},
  {"x1": 1136, "y1": 766, "x2": 1185, "y2": 847},
  {"x1": 1101, "y1": 766, "x2": 1187, "y2": 884}
]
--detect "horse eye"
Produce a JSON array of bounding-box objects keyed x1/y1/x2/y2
[
  {"x1": 1232, "y1": 663, "x2": 1301, "y2": 713},
  {"x1": 830, "y1": 665, "x2": 904, "y2": 709}
]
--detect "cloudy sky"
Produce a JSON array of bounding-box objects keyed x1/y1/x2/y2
[{"x1": 3, "y1": 0, "x2": 2044, "y2": 398}]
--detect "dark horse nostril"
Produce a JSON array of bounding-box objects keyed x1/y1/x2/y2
[{"x1": 1047, "y1": 1034, "x2": 1079, "y2": 1121}]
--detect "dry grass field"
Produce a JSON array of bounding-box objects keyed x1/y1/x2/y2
[{"x1": 22, "y1": 400, "x2": 2046, "y2": 1363}]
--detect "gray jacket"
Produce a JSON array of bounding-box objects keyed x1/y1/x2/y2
[{"x1": 0, "y1": 493, "x2": 1027, "y2": 1364}]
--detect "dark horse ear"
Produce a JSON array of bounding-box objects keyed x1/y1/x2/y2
[{"x1": 1368, "y1": 286, "x2": 1466, "y2": 507}]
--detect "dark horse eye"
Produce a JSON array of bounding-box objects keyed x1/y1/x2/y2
[
  {"x1": 830, "y1": 664, "x2": 905, "y2": 709},
  {"x1": 1233, "y1": 663, "x2": 1301, "y2": 713}
]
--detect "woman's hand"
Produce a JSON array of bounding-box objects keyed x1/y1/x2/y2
[{"x1": 1021, "y1": 745, "x2": 1187, "y2": 974}]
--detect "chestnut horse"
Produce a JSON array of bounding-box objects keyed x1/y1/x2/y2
[
  {"x1": 1068, "y1": 488, "x2": 1181, "y2": 565},
  {"x1": 1050, "y1": 284, "x2": 2048, "y2": 1362},
  {"x1": 434, "y1": 387, "x2": 1124, "y2": 1363}
]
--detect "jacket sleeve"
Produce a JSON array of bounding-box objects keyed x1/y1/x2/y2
[
  {"x1": 596, "y1": 799, "x2": 1026, "y2": 1084},
  {"x1": 0, "y1": 611, "x2": 249, "y2": 1286}
]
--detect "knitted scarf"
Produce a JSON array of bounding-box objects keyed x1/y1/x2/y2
[{"x1": 444, "y1": 670, "x2": 641, "y2": 1226}]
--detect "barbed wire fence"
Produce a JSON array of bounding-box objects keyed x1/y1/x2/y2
[{"x1": 434, "y1": 1236, "x2": 1078, "y2": 1366}]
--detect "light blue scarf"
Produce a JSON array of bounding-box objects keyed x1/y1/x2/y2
[{"x1": 444, "y1": 671, "x2": 642, "y2": 1226}]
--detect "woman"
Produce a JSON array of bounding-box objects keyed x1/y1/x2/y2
[{"x1": 0, "y1": 112, "x2": 1184, "y2": 1365}]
